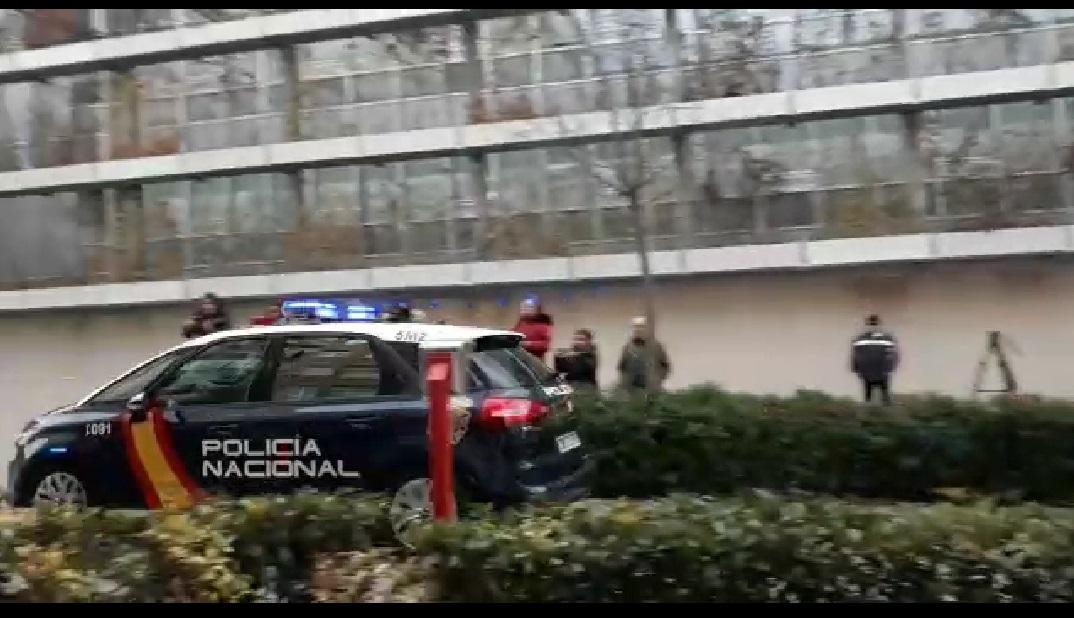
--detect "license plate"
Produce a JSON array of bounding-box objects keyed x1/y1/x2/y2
[{"x1": 555, "y1": 431, "x2": 581, "y2": 454}]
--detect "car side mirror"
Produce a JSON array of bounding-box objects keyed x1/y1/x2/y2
[{"x1": 126, "y1": 392, "x2": 149, "y2": 423}]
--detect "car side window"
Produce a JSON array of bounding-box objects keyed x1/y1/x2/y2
[
  {"x1": 272, "y1": 336, "x2": 415, "y2": 403},
  {"x1": 87, "y1": 349, "x2": 186, "y2": 405},
  {"x1": 385, "y1": 341, "x2": 420, "y2": 372},
  {"x1": 156, "y1": 338, "x2": 270, "y2": 405}
]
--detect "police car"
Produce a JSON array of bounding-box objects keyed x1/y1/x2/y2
[{"x1": 6, "y1": 320, "x2": 591, "y2": 537}]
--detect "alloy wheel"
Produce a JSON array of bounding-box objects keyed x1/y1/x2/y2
[{"x1": 32, "y1": 471, "x2": 88, "y2": 508}]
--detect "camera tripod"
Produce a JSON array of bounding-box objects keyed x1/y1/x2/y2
[{"x1": 971, "y1": 330, "x2": 1018, "y2": 398}]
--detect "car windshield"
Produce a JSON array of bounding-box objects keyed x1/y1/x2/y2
[
  {"x1": 469, "y1": 344, "x2": 557, "y2": 390},
  {"x1": 86, "y1": 349, "x2": 187, "y2": 405}
]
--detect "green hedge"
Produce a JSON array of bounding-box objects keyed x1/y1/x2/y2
[
  {"x1": 335, "y1": 494, "x2": 1074, "y2": 602},
  {"x1": 549, "y1": 387, "x2": 1074, "y2": 503},
  {"x1": 8, "y1": 493, "x2": 1074, "y2": 602}
]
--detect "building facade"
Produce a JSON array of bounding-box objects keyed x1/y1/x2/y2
[
  {"x1": 1, "y1": 9, "x2": 1074, "y2": 451},
  {"x1": 2, "y1": 9, "x2": 1074, "y2": 291}
]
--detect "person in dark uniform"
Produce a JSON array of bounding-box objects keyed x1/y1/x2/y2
[
  {"x1": 554, "y1": 328, "x2": 598, "y2": 391},
  {"x1": 851, "y1": 314, "x2": 900, "y2": 405}
]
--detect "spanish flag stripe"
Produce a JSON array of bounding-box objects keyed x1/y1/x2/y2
[
  {"x1": 150, "y1": 409, "x2": 204, "y2": 500},
  {"x1": 119, "y1": 413, "x2": 162, "y2": 510},
  {"x1": 126, "y1": 409, "x2": 193, "y2": 510}
]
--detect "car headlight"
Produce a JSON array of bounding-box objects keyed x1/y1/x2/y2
[{"x1": 14, "y1": 420, "x2": 39, "y2": 448}]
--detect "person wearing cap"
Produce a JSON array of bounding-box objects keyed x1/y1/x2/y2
[
  {"x1": 851, "y1": 314, "x2": 900, "y2": 405},
  {"x1": 512, "y1": 299, "x2": 554, "y2": 362},
  {"x1": 617, "y1": 316, "x2": 669, "y2": 393}
]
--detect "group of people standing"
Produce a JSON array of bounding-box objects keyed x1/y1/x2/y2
[
  {"x1": 179, "y1": 292, "x2": 671, "y2": 393},
  {"x1": 511, "y1": 298, "x2": 670, "y2": 394},
  {"x1": 180, "y1": 293, "x2": 900, "y2": 403}
]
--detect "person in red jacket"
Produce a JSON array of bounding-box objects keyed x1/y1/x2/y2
[
  {"x1": 249, "y1": 298, "x2": 285, "y2": 326},
  {"x1": 512, "y1": 299, "x2": 554, "y2": 362}
]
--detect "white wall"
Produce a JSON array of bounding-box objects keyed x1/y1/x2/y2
[{"x1": 2, "y1": 258, "x2": 1071, "y2": 469}]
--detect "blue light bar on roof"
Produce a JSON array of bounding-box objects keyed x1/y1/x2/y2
[
  {"x1": 282, "y1": 298, "x2": 383, "y2": 322},
  {"x1": 345, "y1": 303, "x2": 379, "y2": 322}
]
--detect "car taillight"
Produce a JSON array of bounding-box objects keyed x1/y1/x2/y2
[{"x1": 477, "y1": 397, "x2": 549, "y2": 431}]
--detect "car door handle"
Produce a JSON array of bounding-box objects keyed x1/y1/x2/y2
[
  {"x1": 208, "y1": 424, "x2": 239, "y2": 436},
  {"x1": 345, "y1": 415, "x2": 376, "y2": 430}
]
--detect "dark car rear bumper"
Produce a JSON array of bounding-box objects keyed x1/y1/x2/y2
[
  {"x1": 4, "y1": 458, "x2": 17, "y2": 506},
  {"x1": 520, "y1": 455, "x2": 594, "y2": 503}
]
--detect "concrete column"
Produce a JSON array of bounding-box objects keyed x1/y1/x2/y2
[
  {"x1": 1055, "y1": 98, "x2": 1074, "y2": 220},
  {"x1": 462, "y1": 19, "x2": 485, "y2": 122},
  {"x1": 395, "y1": 162, "x2": 412, "y2": 261},
  {"x1": 468, "y1": 152, "x2": 491, "y2": 260},
  {"x1": 461, "y1": 21, "x2": 492, "y2": 260},
  {"x1": 664, "y1": 9, "x2": 684, "y2": 103},
  {"x1": 671, "y1": 131, "x2": 696, "y2": 249},
  {"x1": 280, "y1": 44, "x2": 306, "y2": 238}
]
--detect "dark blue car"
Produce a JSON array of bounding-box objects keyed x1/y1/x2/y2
[{"x1": 7, "y1": 323, "x2": 590, "y2": 538}]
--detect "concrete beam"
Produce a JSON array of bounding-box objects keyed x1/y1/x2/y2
[
  {"x1": 3, "y1": 62, "x2": 1074, "y2": 198},
  {"x1": 1, "y1": 226, "x2": 1071, "y2": 312},
  {"x1": 0, "y1": 9, "x2": 533, "y2": 84}
]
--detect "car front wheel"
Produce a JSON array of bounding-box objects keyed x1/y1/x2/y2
[{"x1": 31, "y1": 469, "x2": 90, "y2": 508}]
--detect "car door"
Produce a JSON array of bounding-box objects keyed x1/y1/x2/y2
[
  {"x1": 64, "y1": 348, "x2": 193, "y2": 508},
  {"x1": 267, "y1": 333, "x2": 424, "y2": 493},
  {"x1": 151, "y1": 335, "x2": 284, "y2": 498}
]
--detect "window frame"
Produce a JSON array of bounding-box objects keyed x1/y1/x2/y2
[
  {"x1": 83, "y1": 347, "x2": 193, "y2": 407},
  {"x1": 264, "y1": 332, "x2": 421, "y2": 405},
  {"x1": 150, "y1": 335, "x2": 274, "y2": 406}
]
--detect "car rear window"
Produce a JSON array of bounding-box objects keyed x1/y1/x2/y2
[{"x1": 469, "y1": 345, "x2": 557, "y2": 390}]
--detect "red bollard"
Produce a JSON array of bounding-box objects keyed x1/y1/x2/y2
[{"x1": 425, "y1": 351, "x2": 456, "y2": 522}]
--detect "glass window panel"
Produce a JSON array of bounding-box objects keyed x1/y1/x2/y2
[
  {"x1": 190, "y1": 177, "x2": 230, "y2": 235},
  {"x1": 355, "y1": 72, "x2": 397, "y2": 103},
  {"x1": 942, "y1": 177, "x2": 1002, "y2": 216},
  {"x1": 357, "y1": 101, "x2": 399, "y2": 135},
  {"x1": 541, "y1": 48, "x2": 585, "y2": 83},
  {"x1": 561, "y1": 210, "x2": 596, "y2": 243},
  {"x1": 1008, "y1": 173, "x2": 1063, "y2": 213},
  {"x1": 493, "y1": 55, "x2": 534, "y2": 88},
  {"x1": 491, "y1": 150, "x2": 542, "y2": 213},
  {"x1": 400, "y1": 66, "x2": 446, "y2": 98},
  {"x1": 363, "y1": 164, "x2": 399, "y2": 223},
  {"x1": 767, "y1": 192, "x2": 814, "y2": 228},
  {"x1": 997, "y1": 101, "x2": 1057, "y2": 173},
  {"x1": 187, "y1": 92, "x2": 226, "y2": 122},
  {"x1": 410, "y1": 220, "x2": 450, "y2": 252}
]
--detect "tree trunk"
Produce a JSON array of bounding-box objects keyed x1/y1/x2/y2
[{"x1": 628, "y1": 187, "x2": 660, "y2": 395}]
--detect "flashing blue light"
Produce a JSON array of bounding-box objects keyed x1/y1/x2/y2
[
  {"x1": 282, "y1": 298, "x2": 384, "y2": 322},
  {"x1": 47, "y1": 446, "x2": 68, "y2": 455},
  {"x1": 345, "y1": 303, "x2": 379, "y2": 322}
]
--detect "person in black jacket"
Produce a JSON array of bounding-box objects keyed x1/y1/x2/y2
[
  {"x1": 554, "y1": 329, "x2": 598, "y2": 391},
  {"x1": 850, "y1": 314, "x2": 900, "y2": 405},
  {"x1": 181, "y1": 293, "x2": 232, "y2": 339},
  {"x1": 384, "y1": 302, "x2": 414, "y2": 323}
]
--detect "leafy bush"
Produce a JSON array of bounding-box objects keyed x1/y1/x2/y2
[
  {"x1": 0, "y1": 493, "x2": 390, "y2": 602},
  {"x1": 410, "y1": 494, "x2": 1074, "y2": 602},
  {"x1": 8, "y1": 492, "x2": 1074, "y2": 602},
  {"x1": 549, "y1": 388, "x2": 1074, "y2": 503}
]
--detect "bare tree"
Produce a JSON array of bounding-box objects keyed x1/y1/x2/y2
[{"x1": 552, "y1": 10, "x2": 679, "y2": 392}]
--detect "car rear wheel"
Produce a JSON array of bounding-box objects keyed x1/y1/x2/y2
[
  {"x1": 388, "y1": 475, "x2": 476, "y2": 548},
  {"x1": 32, "y1": 470, "x2": 89, "y2": 508},
  {"x1": 388, "y1": 477, "x2": 431, "y2": 547}
]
